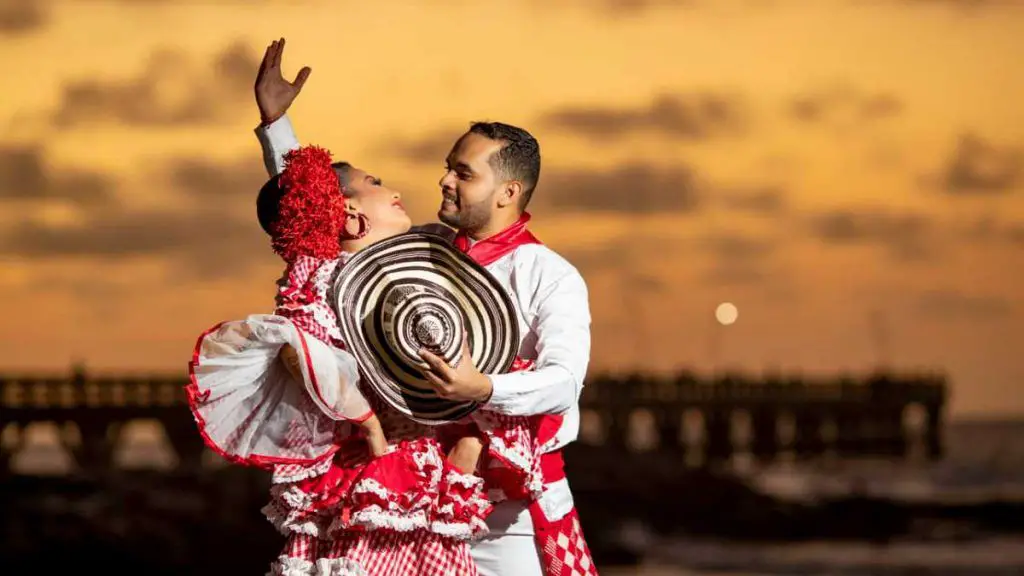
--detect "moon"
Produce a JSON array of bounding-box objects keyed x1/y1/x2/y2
[{"x1": 715, "y1": 302, "x2": 738, "y2": 325}]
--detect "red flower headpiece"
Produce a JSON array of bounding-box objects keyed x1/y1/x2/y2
[{"x1": 270, "y1": 145, "x2": 347, "y2": 263}]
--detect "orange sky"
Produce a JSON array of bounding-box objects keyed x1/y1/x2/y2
[{"x1": 0, "y1": 0, "x2": 1021, "y2": 419}]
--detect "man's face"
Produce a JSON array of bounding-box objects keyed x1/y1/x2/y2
[
  {"x1": 345, "y1": 167, "x2": 411, "y2": 236},
  {"x1": 437, "y1": 132, "x2": 505, "y2": 231}
]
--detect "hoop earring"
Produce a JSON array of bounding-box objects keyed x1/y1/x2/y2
[{"x1": 340, "y1": 213, "x2": 370, "y2": 240}]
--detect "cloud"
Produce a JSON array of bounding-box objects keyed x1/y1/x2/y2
[
  {"x1": 540, "y1": 93, "x2": 745, "y2": 141},
  {"x1": 716, "y1": 186, "x2": 787, "y2": 215},
  {"x1": 526, "y1": 0, "x2": 700, "y2": 16},
  {"x1": 559, "y1": 241, "x2": 645, "y2": 275},
  {"x1": 384, "y1": 93, "x2": 745, "y2": 163},
  {"x1": 628, "y1": 271, "x2": 671, "y2": 293},
  {"x1": 0, "y1": 0, "x2": 46, "y2": 35},
  {"x1": 211, "y1": 41, "x2": 258, "y2": 94},
  {"x1": 805, "y1": 207, "x2": 1023, "y2": 264},
  {"x1": 916, "y1": 289, "x2": 1013, "y2": 320},
  {"x1": 893, "y1": 0, "x2": 1018, "y2": 9},
  {"x1": 789, "y1": 87, "x2": 902, "y2": 126},
  {"x1": 937, "y1": 133, "x2": 1022, "y2": 195},
  {"x1": 807, "y1": 208, "x2": 935, "y2": 261},
  {"x1": 698, "y1": 231, "x2": 778, "y2": 285},
  {"x1": 599, "y1": 0, "x2": 698, "y2": 14},
  {"x1": 52, "y1": 41, "x2": 259, "y2": 128},
  {"x1": 0, "y1": 153, "x2": 275, "y2": 279},
  {"x1": 0, "y1": 145, "x2": 115, "y2": 205},
  {"x1": 168, "y1": 155, "x2": 268, "y2": 206},
  {"x1": 560, "y1": 229, "x2": 691, "y2": 274},
  {"x1": 0, "y1": 206, "x2": 269, "y2": 279},
  {"x1": 2, "y1": 0, "x2": 290, "y2": 37},
  {"x1": 536, "y1": 163, "x2": 701, "y2": 213},
  {"x1": 1009, "y1": 224, "x2": 1024, "y2": 245},
  {"x1": 562, "y1": 228, "x2": 776, "y2": 288},
  {"x1": 960, "y1": 214, "x2": 1024, "y2": 247},
  {"x1": 385, "y1": 127, "x2": 463, "y2": 164},
  {"x1": 700, "y1": 231, "x2": 775, "y2": 259},
  {"x1": 385, "y1": 122, "x2": 790, "y2": 216},
  {"x1": 4, "y1": 210, "x2": 229, "y2": 257},
  {"x1": 704, "y1": 261, "x2": 769, "y2": 285}
]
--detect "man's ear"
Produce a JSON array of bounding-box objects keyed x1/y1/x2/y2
[{"x1": 497, "y1": 181, "x2": 523, "y2": 208}]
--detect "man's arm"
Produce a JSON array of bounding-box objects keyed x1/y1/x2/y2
[
  {"x1": 484, "y1": 270, "x2": 591, "y2": 416},
  {"x1": 255, "y1": 115, "x2": 301, "y2": 176}
]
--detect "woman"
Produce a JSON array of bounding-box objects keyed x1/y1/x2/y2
[{"x1": 187, "y1": 145, "x2": 539, "y2": 575}]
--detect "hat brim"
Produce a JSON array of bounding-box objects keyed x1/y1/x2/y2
[{"x1": 331, "y1": 232, "x2": 520, "y2": 425}]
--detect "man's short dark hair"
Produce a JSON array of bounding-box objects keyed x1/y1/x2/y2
[{"x1": 468, "y1": 121, "x2": 541, "y2": 208}]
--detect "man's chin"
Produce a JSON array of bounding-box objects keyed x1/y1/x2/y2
[{"x1": 437, "y1": 210, "x2": 460, "y2": 228}]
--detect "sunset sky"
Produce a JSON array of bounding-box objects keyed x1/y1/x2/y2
[{"x1": 0, "y1": 0, "x2": 1021, "y2": 419}]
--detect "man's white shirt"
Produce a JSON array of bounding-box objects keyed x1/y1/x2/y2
[{"x1": 255, "y1": 115, "x2": 592, "y2": 534}]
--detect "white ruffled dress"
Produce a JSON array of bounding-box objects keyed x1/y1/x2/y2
[{"x1": 187, "y1": 254, "x2": 492, "y2": 575}]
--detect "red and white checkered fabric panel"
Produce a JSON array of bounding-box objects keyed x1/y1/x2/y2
[
  {"x1": 538, "y1": 510, "x2": 598, "y2": 576},
  {"x1": 325, "y1": 530, "x2": 477, "y2": 576}
]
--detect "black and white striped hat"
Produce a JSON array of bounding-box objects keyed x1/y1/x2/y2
[{"x1": 331, "y1": 232, "x2": 520, "y2": 425}]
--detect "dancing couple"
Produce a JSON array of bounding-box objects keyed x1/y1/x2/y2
[{"x1": 187, "y1": 38, "x2": 596, "y2": 576}]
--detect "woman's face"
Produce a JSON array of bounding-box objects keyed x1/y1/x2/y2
[{"x1": 344, "y1": 166, "x2": 412, "y2": 239}]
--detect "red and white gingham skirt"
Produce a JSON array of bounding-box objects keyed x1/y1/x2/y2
[{"x1": 271, "y1": 530, "x2": 477, "y2": 576}]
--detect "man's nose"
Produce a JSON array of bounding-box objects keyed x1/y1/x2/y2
[{"x1": 439, "y1": 171, "x2": 454, "y2": 189}]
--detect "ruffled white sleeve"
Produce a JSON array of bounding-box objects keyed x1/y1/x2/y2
[{"x1": 186, "y1": 314, "x2": 372, "y2": 468}]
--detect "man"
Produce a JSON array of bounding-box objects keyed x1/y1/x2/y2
[{"x1": 253, "y1": 38, "x2": 597, "y2": 576}]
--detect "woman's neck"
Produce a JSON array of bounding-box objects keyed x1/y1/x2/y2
[
  {"x1": 340, "y1": 238, "x2": 372, "y2": 253},
  {"x1": 340, "y1": 227, "x2": 394, "y2": 253}
]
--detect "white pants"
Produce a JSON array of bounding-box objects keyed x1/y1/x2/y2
[{"x1": 471, "y1": 501, "x2": 543, "y2": 576}]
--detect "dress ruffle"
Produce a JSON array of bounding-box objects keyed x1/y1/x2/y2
[
  {"x1": 263, "y1": 436, "x2": 491, "y2": 542},
  {"x1": 264, "y1": 435, "x2": 490, "y2": 574},
  {"x1": 471, "y1": 412, "x2": 545, "y2": 502},
  {"x1": 333, "y1": 438, "x2": 492, "y2": 541},
  {"x1": 264, "y1": 462, "x2": 357, "y2": 537},
  {"x1": 187, "y1": 314, "x2": 372, "y2": 468},
  {"x1": 268, "y1": 534, "x2": 368, "y2": 576},
  {"x1": 253, "y1": 351, "x2": 542, "y2": 576}
]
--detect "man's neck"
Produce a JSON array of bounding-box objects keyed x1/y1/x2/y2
[{"x1": 465, "y1": 213, "x2": 522, "y2": 241}]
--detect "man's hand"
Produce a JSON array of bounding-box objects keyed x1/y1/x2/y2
[
  {"x1": 255, "y1": 38, "x2": 311, "y2": 125},
  {"x1": 418, "y1": 334, "x2": 493, "y2": 403}
]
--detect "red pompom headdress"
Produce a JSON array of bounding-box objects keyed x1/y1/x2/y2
[{"x1": 267, "y1": 145, "x2": 347, "y2": 263}]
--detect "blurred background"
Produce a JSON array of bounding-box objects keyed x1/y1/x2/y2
[{"x1": 1, "y1": 0, "x2": 1022, "y2": 574}]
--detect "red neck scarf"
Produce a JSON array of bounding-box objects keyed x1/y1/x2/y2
[{"x1": 452, "y1": 213, "x2": 541, "y2": 266}]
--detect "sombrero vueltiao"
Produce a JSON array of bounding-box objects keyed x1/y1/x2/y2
[{"x1": 331, "y1": 232, "x2": 520, "y2": 425}]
